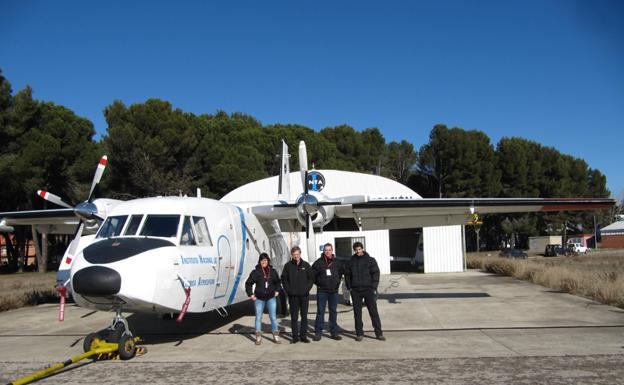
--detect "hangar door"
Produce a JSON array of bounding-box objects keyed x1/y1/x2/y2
[{"x1": 335, "y1": 236, "x2": 365, "y2": 261}]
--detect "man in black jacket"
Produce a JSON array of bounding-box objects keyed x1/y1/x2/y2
[
  {"x1": 312, "y1": 243, "x2": 344, "y2": 341},
  {"x1": 345, "y1": 242, "x2": 385, "y2": 341},
  {"x1": 281, "y1": 246, "x2": 314, "y2": 343}
]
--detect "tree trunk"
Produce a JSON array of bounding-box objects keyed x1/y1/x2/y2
[
  {"x1": 32, "y1": 226, "x2": 48, "y2": 273},
  {"x1": 42, "y1": 232, "x2": 48, "y2": 272}
]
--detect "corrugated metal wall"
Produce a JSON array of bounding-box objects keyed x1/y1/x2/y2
[
  {"x1": 285, "y1": 230, "x2": 391, "y2": 274},
  {"x1": 283, "y1": 227, "x2": 466, "y2": 275},
  {"x1": 423, "y1": 225, "x2": 464, "y2": 273}
]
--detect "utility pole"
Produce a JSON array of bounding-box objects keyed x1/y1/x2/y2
[{"x1": 593, "y1": 215, "x2": 598, "y2": 249}]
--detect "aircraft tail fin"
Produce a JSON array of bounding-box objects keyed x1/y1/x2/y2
[{"x1": 277, "y1": 140, "x2": 291, "y2": 201}]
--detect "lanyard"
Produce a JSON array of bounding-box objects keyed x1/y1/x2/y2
[
  {"x1": 324, "y1": 256, "x2": 333, "y2": 269},
  {"x1": 262, "y1": 266, "x2": 270, "y2": 281}
]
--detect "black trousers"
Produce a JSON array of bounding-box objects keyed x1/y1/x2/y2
[
  {"x1": 288, "y1": 295, "x2": 309, "y2": 338},
  {"x1": 351, "y1": 288, "x2": 383, "y2": 336}
]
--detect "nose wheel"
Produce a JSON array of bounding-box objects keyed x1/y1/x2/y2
[{"x1": 83, "y1": 310, "x2": 137, "y2": 360}]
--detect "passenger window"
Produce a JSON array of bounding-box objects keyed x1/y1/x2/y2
[
  {"x1": 124, "y1": 215, "x2": 143, "y2": 236},
  {"x1": 192, "y1": 216, "x2": 213, "y2": 246},
  {"x1": 180, "y1": 216, "x2": 197, "y2": 246},
  {"x1": 140, "y1": 215, "x2": 180, "y2": 238},
  {"x1": 97, "y1": 216, "x2": 128, "y2": 238}
]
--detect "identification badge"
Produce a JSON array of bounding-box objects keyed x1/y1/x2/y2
[
  {"x1": 265, "y1": 282, "x2": 268, "y2": 289},
  {"x1": 326, "y1": 269, "x2": 331, "y2": 276}
]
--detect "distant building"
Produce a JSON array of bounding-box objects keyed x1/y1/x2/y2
[
  {"x1": 567, "y1": 234, "x2": 594, "y2": 248},
  {"x1": 529, "y1": 235, "x2": 562, "y2": 253},
  {"x1": 599, "y1": 220, "x2": 624, "y2": 249}
]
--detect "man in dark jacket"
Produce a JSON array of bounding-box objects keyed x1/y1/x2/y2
[
  {"x1": 281, "y1": 246, "x2": 314, "y2": 343},
  {"x1": 311, "y1": 243, "x2": 344, "y2": 341},
  {"x1": 345, "y1": 242, "x2": 384, "y2": 341}
]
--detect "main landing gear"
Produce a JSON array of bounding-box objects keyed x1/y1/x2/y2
[{"x1": 83, "y1": 310, "x2": 137, "y2": 360}]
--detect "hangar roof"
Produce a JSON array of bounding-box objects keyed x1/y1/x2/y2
[
  {"x1": 602, "y1": 220, "x2": 624, "y2": 235},
  {"x1": 221, "y1": 170, "x2": 421, "y2": 202}
]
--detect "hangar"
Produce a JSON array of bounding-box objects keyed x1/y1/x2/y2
[
  {"x1": 600, "y1": 220, "x2": 624, "y2": 249},
  {"x1": 222, "y1": 169, "x2": 465, "y2": 274}
]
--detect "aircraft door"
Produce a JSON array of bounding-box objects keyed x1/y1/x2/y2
[{"x1": 214, "y1": 235, "x2": 232, "y2": 298}]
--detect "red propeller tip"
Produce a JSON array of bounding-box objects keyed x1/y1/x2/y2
[{"x1": 99, "y1": 156, "x2": 108, "y2": 166}]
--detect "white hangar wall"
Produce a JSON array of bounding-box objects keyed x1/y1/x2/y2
[
  {"x1": 282, "y1": 226, "x2": 463, "y2": 275},
  {"x1": 424, "y1": 225, "x2": 465, "y2": 273}
]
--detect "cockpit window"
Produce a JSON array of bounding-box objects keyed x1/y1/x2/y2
[
  {"x1": 192, "y1": 216, "x2": 213, "y2": 246},
  {"x1": 97, "y1": 215, "x2": 128, "y2": 238},
  {"x1": 139, "y1": 215, "x2": 180, "y2": 238},
  {"x1": 124, "y1": 215, "x2": 143, "y2": 236},
  {"x1": 180, "y1": 216, "x2": 196, "y2": 246}
]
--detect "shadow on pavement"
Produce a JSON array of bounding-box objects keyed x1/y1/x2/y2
[{"x1": 378, "y1": 292, "x2": 490, "y2": 304}]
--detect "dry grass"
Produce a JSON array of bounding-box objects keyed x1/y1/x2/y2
[
  {"x1": 0, "y1": 271, "x2": 58, "y2": 312},
  {"x1": 467, "y1": 251, "x2": 624, "y2": 308}
]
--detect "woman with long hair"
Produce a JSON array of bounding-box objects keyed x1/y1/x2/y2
[{"x1": 245, "y1": 253, "x2": 282, "y2": 345}]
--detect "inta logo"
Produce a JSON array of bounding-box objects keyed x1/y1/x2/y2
[{"x1": 306, "y1": 171, "x2": 325, "y2": 192}]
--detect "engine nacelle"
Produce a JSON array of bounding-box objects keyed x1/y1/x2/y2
[{"x1": 294, "y1": 191, "x2": 335, "y2": 230}]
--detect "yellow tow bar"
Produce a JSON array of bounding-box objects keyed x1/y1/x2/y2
[{"x1": 7, "y1": 337, "x2": 143, "y2": 385}]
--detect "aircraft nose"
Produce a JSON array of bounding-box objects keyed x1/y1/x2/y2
[{"x1": 72, "y1": 266, "x2": 121, "y2": 296}]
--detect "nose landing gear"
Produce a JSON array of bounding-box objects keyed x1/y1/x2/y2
[{"x1": 83, "y1": 309, "x2": 138, "y2": 360}]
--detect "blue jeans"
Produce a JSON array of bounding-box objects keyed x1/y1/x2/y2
[
  {"x1": 254, "y1": 297, "x2": 278, "y2": 332},
  {"x1": 315, "y1": 291, "x2": 339, "y2": 336}
]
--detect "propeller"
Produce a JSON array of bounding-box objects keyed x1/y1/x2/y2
[
  {"x1": 276, "y1": 141, "x2": 369, "y2": 260},
  {"x1": 37, "y1": 155, "x2": 109, "y2": 258}
]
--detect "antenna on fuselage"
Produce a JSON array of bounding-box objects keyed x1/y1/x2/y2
[{"x1": 196, "y1": 188, "x2": 202, "y2": 198}]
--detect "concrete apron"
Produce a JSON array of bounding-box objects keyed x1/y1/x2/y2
[{"x1": 1, "y1": 270, "x2": 623, "y2": 363}]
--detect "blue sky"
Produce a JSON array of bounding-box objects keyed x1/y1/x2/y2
[{"x1": 1, "y1": 1, "x2": 623, "y2": 199}]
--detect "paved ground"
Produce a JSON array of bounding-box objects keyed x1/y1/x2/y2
[{"x1": 1, "y1": 270, "x2": 624, "y2": 384}]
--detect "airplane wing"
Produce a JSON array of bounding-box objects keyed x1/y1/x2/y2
[
  {"x1": 0, "y1": 209, "x2": 78, "y2": 233},
  {"x1": 345, "y1": 197, "x2": 615, "y2": 230},
  {"x1": 252, "y1": 197, "x2": 615, "y2": 231}
]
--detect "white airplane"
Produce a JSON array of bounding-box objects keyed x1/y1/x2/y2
[{"x1": 0, "y1": 141, "x2": 615, "y2": 358}]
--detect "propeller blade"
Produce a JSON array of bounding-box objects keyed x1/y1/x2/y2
[
  {"x1": 304, "y1": 170, "x2": 309, "y2": 195},
  {"x1": 37, "y1": 190, "x2": 72, "y2": 209},
  {"x1": 88, "y1": 155, "x2": 108, "y2": 202},
  {"x1": 305, "y1": 211, "x2": 311, "y2": 239},
  {"x1": 299, "y1": 141, "x2": 308, "y2": 189},
  {"x1": 306, "y1": 221, "x2": 316, "y2": 261},
  {"x1": 67, "y1": 221, "x2": 85, "y2": 258}
]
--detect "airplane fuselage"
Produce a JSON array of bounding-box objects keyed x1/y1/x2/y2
[{"x1": 68, "y1": 197, "x2": 285, "y2": 314}]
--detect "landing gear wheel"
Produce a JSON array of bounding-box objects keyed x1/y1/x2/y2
[
  {"x1": 118, "y1": 334, "x2": 136, "y2": 360},
  {"x1": 83, "y1": 332, "x2": 99, "y2": 353}
]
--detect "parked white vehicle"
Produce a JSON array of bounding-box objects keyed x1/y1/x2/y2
[{"x1": 567, "y1": 242, "x2": 589, "y2": 254}]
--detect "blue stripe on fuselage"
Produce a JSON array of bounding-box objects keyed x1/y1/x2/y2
[{"x1": 227, "y1": 207, "x2": 246, "y2": 305}]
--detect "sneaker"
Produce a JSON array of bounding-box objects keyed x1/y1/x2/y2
[
  {"x1": 312, "y1": 335, "x2": 322, "y2": 341},
  {"x1": 300, "y1": 336, "x2": 310, "y2": 343},
  {"x1": 330, "y1": 334, "x2": 342, "y2": 341},
  {"x1": 272, "y1": 331, "x2": 281, "y2": 344},
  {"x1": 355, "y1": 335, "x2": 364, "y2": 342},
  {"x1": 376, "y1": 335, "x2": 386, "y2": 341}
]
